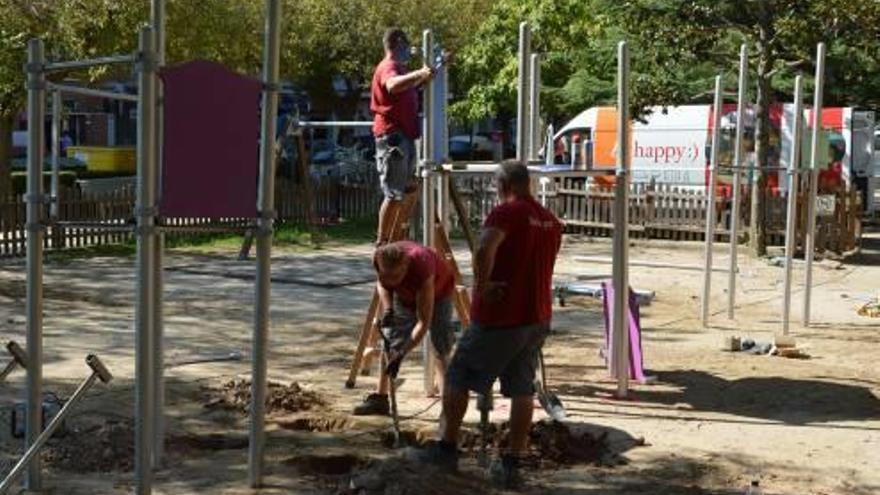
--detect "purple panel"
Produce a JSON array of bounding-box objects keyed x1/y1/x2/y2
[
  {"x1": 160, "y1": 60, "x2": 261, "y2": 218},
  {"x1": 601, "y1": 281, "x2": 647, "y2": 382}
]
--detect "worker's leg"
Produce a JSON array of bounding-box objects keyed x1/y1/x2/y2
[
  {"x1": 490, "y1": 324, "x2": 550, "y2": 488},
  {"x1": 377, "y1": 197, "x2": 401, "y2": 244},
  {"x1": 352, "y1": 305, "x2": 413, "y2": 416}
]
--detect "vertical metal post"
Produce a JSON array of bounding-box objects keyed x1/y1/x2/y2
[
  {"x1": 802, "y1": 43, "x2": 825, "y2": 327},
  {"x1": 727, "y1": 44, "x2": 748, "y2": 319},
  {"x1": 612, "y1": 42, "x2": 630, "y2": 398},
  {"x1": 782, "y1": 76, "x2": 804, "y2": 336},
  {"x1": 24, "y1": 38, "x2": 46, "y2": 492},
  {"x1": 516, "y1": 22, "x2": 531, "y2": 164},
  {"x1": 545, "y1": 123, "x2": 554, "y2": 166},
  {"x1": 249, "y1": 0, "x2": 280, "y2": 487},
  {"x1": 528, "y1": 53, "x2": 541, "y2": 162},
  {"x1": 422, "y1": 30, "x2": 434, "y2": 165},
  {"x1": 700, "y1": 75, "x2": 723, "y2": 327},
  {"x1": 50, "y1": 90, "x2": 61, "y2": 220},
  {"x1": 421, "y1": 29, "x2": 437, "y2": 397},
  {"x1": 150, "y1": 0, "x2": 166, "y2": 469},
  {"x1": 134, "y1": 25, "x2": 158, "y2": 495}
]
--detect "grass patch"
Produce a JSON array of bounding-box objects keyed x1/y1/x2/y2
[{"x1": 40, "y1": 216, "x2": 378, "y2": 262}]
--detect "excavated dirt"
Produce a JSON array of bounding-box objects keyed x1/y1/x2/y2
[
  {"x1": 342, "y1": 458, "x2": 494, "y2": 495},
  {"x1": 284, "y1": 453, "x2": 367, "y2": 476},
  {"x1": 276, "y1": 414, "x2": 352, "y2": 432},
  {"x1": 42, "y1": 420, "x2": 134, "y2": 473},
  {"x1": 201, "y1": 378, "x2": 327, "y2": 415}
]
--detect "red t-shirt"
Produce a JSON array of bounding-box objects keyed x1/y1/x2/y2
[
  {"x1": 380, "y1": 241, "x2": 454, "y2": 310},
  {"x1": 370, "y1": 58, "x2": 420, "y2": 140},
  {"x1": 471, "y1": 197, "x2": 562, "y2": 327}
]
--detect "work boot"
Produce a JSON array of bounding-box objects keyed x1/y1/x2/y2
[
  {"x1": 352, "y1": 393, "x2": 390, "y2": 416},
  {"x1": 489, "y1": 454, "x2": 524, "y2": 490},
  {"x1": 406, "y1": 440, "x2": 459, "y2": 472}
]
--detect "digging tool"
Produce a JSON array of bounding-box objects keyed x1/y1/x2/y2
[
  {"x1": 535, "y1": 349, "x2": 566, "y2": 421},
  {"x1": 476, "y1": 391, "x2": 493, "y2": 467},
  {"x1": 0, "y1": 354, "x2": 113, "y2": 494},
  {"x1": 379, "y1": 329, "x2": 402, "y2": 448},
  {"x1": 0, "y1": 341, "x2": 28, "y2": 383}
]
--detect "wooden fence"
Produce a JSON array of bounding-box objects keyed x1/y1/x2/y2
[
  {"x1": 0, "y1": 177, "x2": 383, "y2": 257},
  {"x1": 453, "y1": 175, "x2": 862, "y2": 254},
  {"x1": 0, "y1": 172, "x2": 861, "y2": 258}
]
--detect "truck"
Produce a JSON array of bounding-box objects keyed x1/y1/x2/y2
[{"x1": 553, "y1": 104, "x2": 877, "y2": 215}]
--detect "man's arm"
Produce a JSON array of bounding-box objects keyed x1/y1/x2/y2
[
  {"x1": 386, "y1": 66, "x2": 433, "y2": 94},
  {"x1": 376, "y1": 280, "x2": 394, "y2": 314},
  {"x1": 402, "y1": 276, "x2": 435, "y2": 355},
  {"x1": 474, "y1": 227, "x2": 506, "y2": 296}
]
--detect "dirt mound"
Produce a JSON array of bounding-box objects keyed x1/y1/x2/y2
[
  {"x1": 457, "y1": 420, "x2": 609, "y2": 467},
  {"x1": 202, "y1": 379, "x2": 327, "y2": 415},
  {"x1": 43, "y1": 420, "x2": 134, "y2": 473}
]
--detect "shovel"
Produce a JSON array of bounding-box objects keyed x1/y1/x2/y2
[
  {"x1": 379, "y1": 330, "x2": 402, "y2": 448},
  {"x1": 535, "y1": 349, "x2": 566, "y2": 421}
]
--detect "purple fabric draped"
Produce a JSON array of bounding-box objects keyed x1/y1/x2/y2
[
  {"x1": 601, "y1": 280, "x2": 647, "y2": 383},
  {"x1": 160, "y1": 60, "x2": 261, "y2": 218}
]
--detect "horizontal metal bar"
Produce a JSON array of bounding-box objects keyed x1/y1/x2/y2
[
  {"x1": 51, "y1": 221, "x2": 133, "y2": 232},
  {"x1": 48, "y1": 83, "x2": 137, "y2": 102},
  {"x1": 442, "y1": 163, "x2": 617, "y2": 177},
  {"x1": 719, "y1": 164, "x2": 807, "y2": 173},
  {"x1": 51, "y1": 221, "x2": 253, "y2": 234},
  {"x1": 574, "y1": 255, "x2": 737, "y2": 273},
  {"x1": 296, "y1": 121, "x2": 372, "y2": 128},
  {"x1": 158, "y1": 225, "x2": 253, "y2": 234},
  {"x1": 43, "y1": 54, "x2": 136, "y2": 72}
]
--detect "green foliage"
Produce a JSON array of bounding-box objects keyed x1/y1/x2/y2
[{"x1": 10, "y1": 170, "x2": 77, "y2": 195}]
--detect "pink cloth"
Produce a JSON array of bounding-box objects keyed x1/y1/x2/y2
[{"x1": 160, "y1": 60, "x2": 261, "y2": 218}]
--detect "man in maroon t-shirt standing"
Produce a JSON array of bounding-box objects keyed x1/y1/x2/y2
[
  {"x1": 353, "y1": 241, "x2": 456, "y2": 415},
  {"x1": 371, "y1": 28, "x2": 435, "y2": 245},
  {"x1": 410, "y1": 163, "x2": 563, "y2": 489}
]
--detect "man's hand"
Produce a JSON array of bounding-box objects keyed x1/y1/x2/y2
[
  {"x1": 478, "y1": 281, "x2": 507, "y2": 304},
  {"x1": 385, "y1": 346, "x2": 406, "y2": 378},
  {"x1": 380, "y1": 309, "x2": 395, "y2": 329},
  {"x1": 419, "y1": 65, "x2": 434, "y2": 83}
]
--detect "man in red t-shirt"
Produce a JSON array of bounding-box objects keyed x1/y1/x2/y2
[
  {"x1": 410, "y1": 163, "x2": 562, "y2": 488},
  {"x1": 353, "y1": 241, "x2": 456, "y2": 415},
  {"x1": 371, "y1": 28, "x2": 435, "y2": 245}
]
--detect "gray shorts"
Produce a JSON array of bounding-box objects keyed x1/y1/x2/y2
[
  {"x1": 446, "y1": 322, "x2": 549, "y2": 398},
  {"x1": 383, "y1": 296, "x2": 455, "y2": 359},
  {"x1": 375, "y1": 133, "x2": 417, "y2": 200}
]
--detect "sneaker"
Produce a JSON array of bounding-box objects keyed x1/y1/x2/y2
[
  {"x1": 489, "y1": 455, "x2": 524, "y2": 490},
  {"x1": 352, "y1": 393, "x2": 389, "y2": 416},
  {"x1": 406, "y1": 440, "x2": 459, "y2": 472}
]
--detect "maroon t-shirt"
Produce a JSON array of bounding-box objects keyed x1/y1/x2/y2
[
  {"x1": 370, "y1": 58, "x2": 420, "y2": 140},
  {"x1": 380, "y1": 242, "x2": 454, "y2": 310},
  {"x1": 471, "y1": 197, "x2": 563, "y2": 327}
]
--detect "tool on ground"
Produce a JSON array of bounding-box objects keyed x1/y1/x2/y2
[
  {"x1": 379, "y1": 328, "x2": 402, "y2": 448},
  {"x1": 535, "y1": 349, "x2": 566, "y2": 421},
  {"x1": 0, "y1": 341, "x2": 28, "y2": 383},
  {"x1": 0, "y1": 354, "x2": 113, "y2": 494},
  {"x1": 476, "y1": 391, "x2": 493, "y2": 467}
]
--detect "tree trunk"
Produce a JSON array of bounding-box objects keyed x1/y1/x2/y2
[
  {"x1": 749, "y1": 23, "x2": 773, "y2": 257},
  {"x1": 0, "y1": 112, "x2": 13, "y2": 200}
]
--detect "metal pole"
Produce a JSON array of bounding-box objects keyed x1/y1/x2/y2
[
  {"x1": 727, "y1": 44, "x2": 748, "y2": 319},
  {"x1": 24, "y1": 38, "x2": 46, "y2": 492},
  {"x1": 802, "y1": 43, "x2": 825, "y2": 326},
  {"x1": 612, "y1": 41, "x2": 630, "y2": 398},
  {"x1": 250, "y1": 0, "x2": 280, "y2": 487},
  {"x1": 545, "y1": 123, "x2": 554, "y2": 166},
  {"x1": 43, "y1": 54, "x2": 136, "y2": 72},
  {"x1": 528, "y1": 53, "x2": 541, "y2": 162},
  {"x1": 0, "y1": 355, "x2": 112, "y2": 495},
  {"x1": 46, "y1": 83, "x2": 138, "y2": 102},
  {"x1": 516, "y1": 22, "x2": 530, "y2": 164},
  {"x1": 422, "y1": 30, "x2": 435, "y2": 164},
  {"x1": 134, "y1": 25, "x2": 158, "y2": 495},
  {"x1": 421, "y1": 29, "x2": 437, "y2": 397},
  {"x1": 782, "y1": 76, "x2": 804, "y2": 336},
  {"x1": 150, "y1": 0, "x2": 166, "y2": 470},
  {"x1": 700, "y1": 75, "x2": 723, "y2": 327},
  {"x1": 50, "y1": 90, "x2": 60, "y2": 220}
]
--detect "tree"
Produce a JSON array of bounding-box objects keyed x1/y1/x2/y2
[{"x1": 607, "y1": 0, "x2": 880, "y2": 256}]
